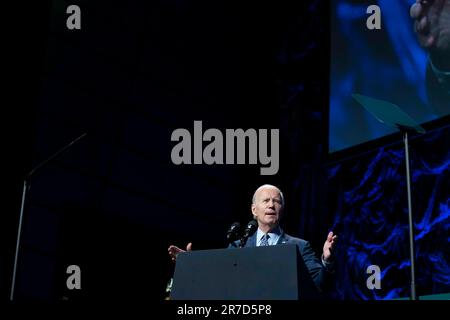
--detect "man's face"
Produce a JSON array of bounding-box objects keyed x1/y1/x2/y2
[{"x1": 252, "y1": 187, "x2": 283, "y2": 230}]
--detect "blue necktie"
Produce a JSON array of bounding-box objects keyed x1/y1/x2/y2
[{"x1": 260, "y1": 234, "x2": 270, "y2": 246}]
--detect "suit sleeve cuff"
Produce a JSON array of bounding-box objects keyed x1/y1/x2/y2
[{"x1": 321, "y1": 254, "x2": 335, "y2": 273}]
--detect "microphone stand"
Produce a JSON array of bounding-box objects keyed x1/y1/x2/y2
[
  {"x1": 10, "y1": 133, "x2": 87, "y2": 301},
  {"x1": 239, "y1": 221, "x2": 258, "y2": 248},
  {"x1": 402, "y1": 129, "x2": 417, "y2": 300},
  {"x1": 352, "y1": 94, "x2": 425, "y2": 301},
  {"x1": 239, "y1": 232, "x2": 252, "y2": 248},
  {"x1": 239, "y1": 237, "x2": 247, "y2": 248}
]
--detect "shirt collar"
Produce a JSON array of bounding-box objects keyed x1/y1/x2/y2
[{"x1": 257, "y1": 226, "x2": 282, "y2": 245}]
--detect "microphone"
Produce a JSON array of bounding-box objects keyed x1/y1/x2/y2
[
  {"x1": 226, "y1": 222, "x2": 242, "y2": 244},
  {"x1": 239, "y1": 219, "x2": 258, "y2": 248}
]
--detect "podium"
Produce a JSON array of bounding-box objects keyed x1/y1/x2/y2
[{"x1": 170, "y1": 244, "x2": 320, "y2": 300}]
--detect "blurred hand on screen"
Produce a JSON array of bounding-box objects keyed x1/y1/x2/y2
[{"x1": 411, "y1": 0, "x2": 450, "y2": 69}]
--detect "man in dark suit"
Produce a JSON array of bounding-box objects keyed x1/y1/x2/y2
[
  {"x1": 228, "y1": 184, "x2": 337, "y2": 292},
  {"x1": 410, "y1": 0, "x2": 450, "y2": 115},
  {"x1": 168, "y1": 184, "x2": 338, "y2": 292}
]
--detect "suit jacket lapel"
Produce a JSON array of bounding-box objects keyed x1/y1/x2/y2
[{"x1": 276, "y1": 230, "x2": 288, "y2": 245}]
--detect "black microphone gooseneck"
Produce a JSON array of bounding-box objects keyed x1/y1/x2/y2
[{"x1": 239, "y1": 219, "x2": 258, "y2": 248}]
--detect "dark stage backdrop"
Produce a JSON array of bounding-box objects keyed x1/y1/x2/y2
[
  {"x1": 3, "y1": 0, "x2": 448, "y2": 302},
  {"x1": 4, "y1": 0, "x2": 328, "y2": 301}
]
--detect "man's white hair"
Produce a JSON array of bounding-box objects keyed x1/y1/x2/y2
[{"x1": 252, "y1": 184, "x2": 284, "y2": 207}]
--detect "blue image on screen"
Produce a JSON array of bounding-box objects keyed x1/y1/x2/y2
[{"x1": 330, "y1": 0, "x2": 449, "y2": 153}]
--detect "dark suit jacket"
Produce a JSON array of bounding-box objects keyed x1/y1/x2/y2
[{"x1": 228, "y1": 230, "x2": 333, "y2": 293}]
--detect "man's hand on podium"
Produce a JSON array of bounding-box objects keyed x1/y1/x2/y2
[{"x1": 168, "y1": 242, "x2": 192, "y2": 262}]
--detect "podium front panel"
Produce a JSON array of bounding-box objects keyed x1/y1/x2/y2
[{"x1": 171, "y1": 244, "x2": 301, "y2": 300}]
